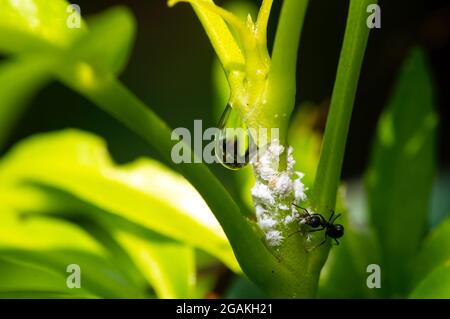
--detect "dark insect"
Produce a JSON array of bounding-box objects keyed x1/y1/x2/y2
[{"x1": 292, "y1": 204, "x2": 344, "y2": 246}]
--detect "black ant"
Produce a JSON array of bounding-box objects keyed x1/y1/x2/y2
[{"x1": 291, "y1": 204, "x2": 344, "y2": 246}]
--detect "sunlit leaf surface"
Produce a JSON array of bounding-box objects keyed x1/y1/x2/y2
[{"x1": 0, "y1": 130, "x2": 239, "y2": 272}]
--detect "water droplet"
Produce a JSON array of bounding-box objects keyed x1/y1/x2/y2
[{"x1": 215, "y1": 104, "x2": 255, "y2": 170}]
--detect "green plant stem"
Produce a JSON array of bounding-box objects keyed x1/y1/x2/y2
[
  {"x1": 312, "y1": 0, "x2": 377, "y2": 212},
  {"x1": 266, "y1": 0, "x2": 309, "y2": 139},
  {"x1": 256, "y1": 0, "x2": 273, "y2": 43}
]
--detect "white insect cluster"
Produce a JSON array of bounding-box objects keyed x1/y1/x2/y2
[{"x1": 250, "y1": 140, "x2": 308, "y2": 247}]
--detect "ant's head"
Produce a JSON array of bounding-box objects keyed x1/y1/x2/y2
[{"x1": 327, "y1": 224, "x2": 344, "y2": 239}]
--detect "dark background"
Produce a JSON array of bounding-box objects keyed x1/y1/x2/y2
[{"x1": 4, "y1": 0, "x2": 449, "y2": 179}]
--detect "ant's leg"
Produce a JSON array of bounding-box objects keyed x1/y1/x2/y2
[
  {"x1": 328, "y1": 210, "x2": 335, "y2": 223},
  {"x1": 317, "y1": 237, "x2": 327, "y2": 247},
  {"x1": 292, "y1": 203, "x2": 309, "y2": 214},
  {"x1": 306, "y1": 234, "x2": 328, "y2": 251},
  {"x1": 334, "y1": 238, "x2": 340, "y2": 245},
  {"x1": 299, "y1": 206, "x2": 310, "y2": 215},
  {"x1": 316, "y1": 233, "x2": 328, "y2": 247},
  {"x1": 331, "y1": 214, "x2": 341, "y2": 224}
]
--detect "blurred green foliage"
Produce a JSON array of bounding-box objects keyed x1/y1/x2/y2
[
  {"x1": 0, "y1": 0, "x2": 238, "y2": 298},
  {"x1": 319, "y1": 48, "x2": 445, "y2": 298},
  {"x1": 366, "y1": 48, "x2": 438, "y2": 296},
  {"x1": 0, "y1": 129, "x2": 238, "y2": 297},
  {"x1": 0, "y1": 0, "x2": 448, "y2": 299}
]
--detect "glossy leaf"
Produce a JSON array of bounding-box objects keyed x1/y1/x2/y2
[{"x1": 365, "y1": 48, "x2": 437, "y2": 296}]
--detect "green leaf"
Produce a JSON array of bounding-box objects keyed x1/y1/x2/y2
[
  {"x1": 210, "y1": 1, "x2": 259, "y2": 120},
  {"x1": 168, "y1": 0, "x2": 244, "y2": 72},
  {"x1": 50, "y1": 196, "x2": 198, "y2": 298},
  {"x1": 365, "y1": 48, "x2": 437, "y2": 296},
  {"x1": 0, "y1": 56, "x2": 51, "y2": 149},
  {"x1": 0, "y1": 5, "x2": 136, "y2": 150},
  {"x1": 0, "y1": 2, "x2": 135, "y2": 75},
  {"x1": 0, "y1": 129, "x2": 239, "y2": 272},
  {"x1": 116, "y1": 230, "x2": 196, "y2": 298},
  {"x1": 413, "y1": 216, "x2": 450, "y2": 286},
  {"x1": 68, "y1": 202, "x2": 196, "y2": 298},
  {"x1": 0, "y1": 255, "x2": 93, "y2": 298},
  {"x1": 0, "y1": 0, "x2": 85, "y2": 54},
  {"x1": 2, "y1": 184, "x2": 195, "y2": 298},
  {"x1": 410, "y1": 263, "x2": 450, "y2": 299},
  {"x1": 69, "y1": 6, "x2": 136, "y2": 75},
  {"x1": 0, "y1": 200, "x2": 145, "y2": 298},
  {"x1": 430, "y1": 173, "x2": 450, "y2": 227}
]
